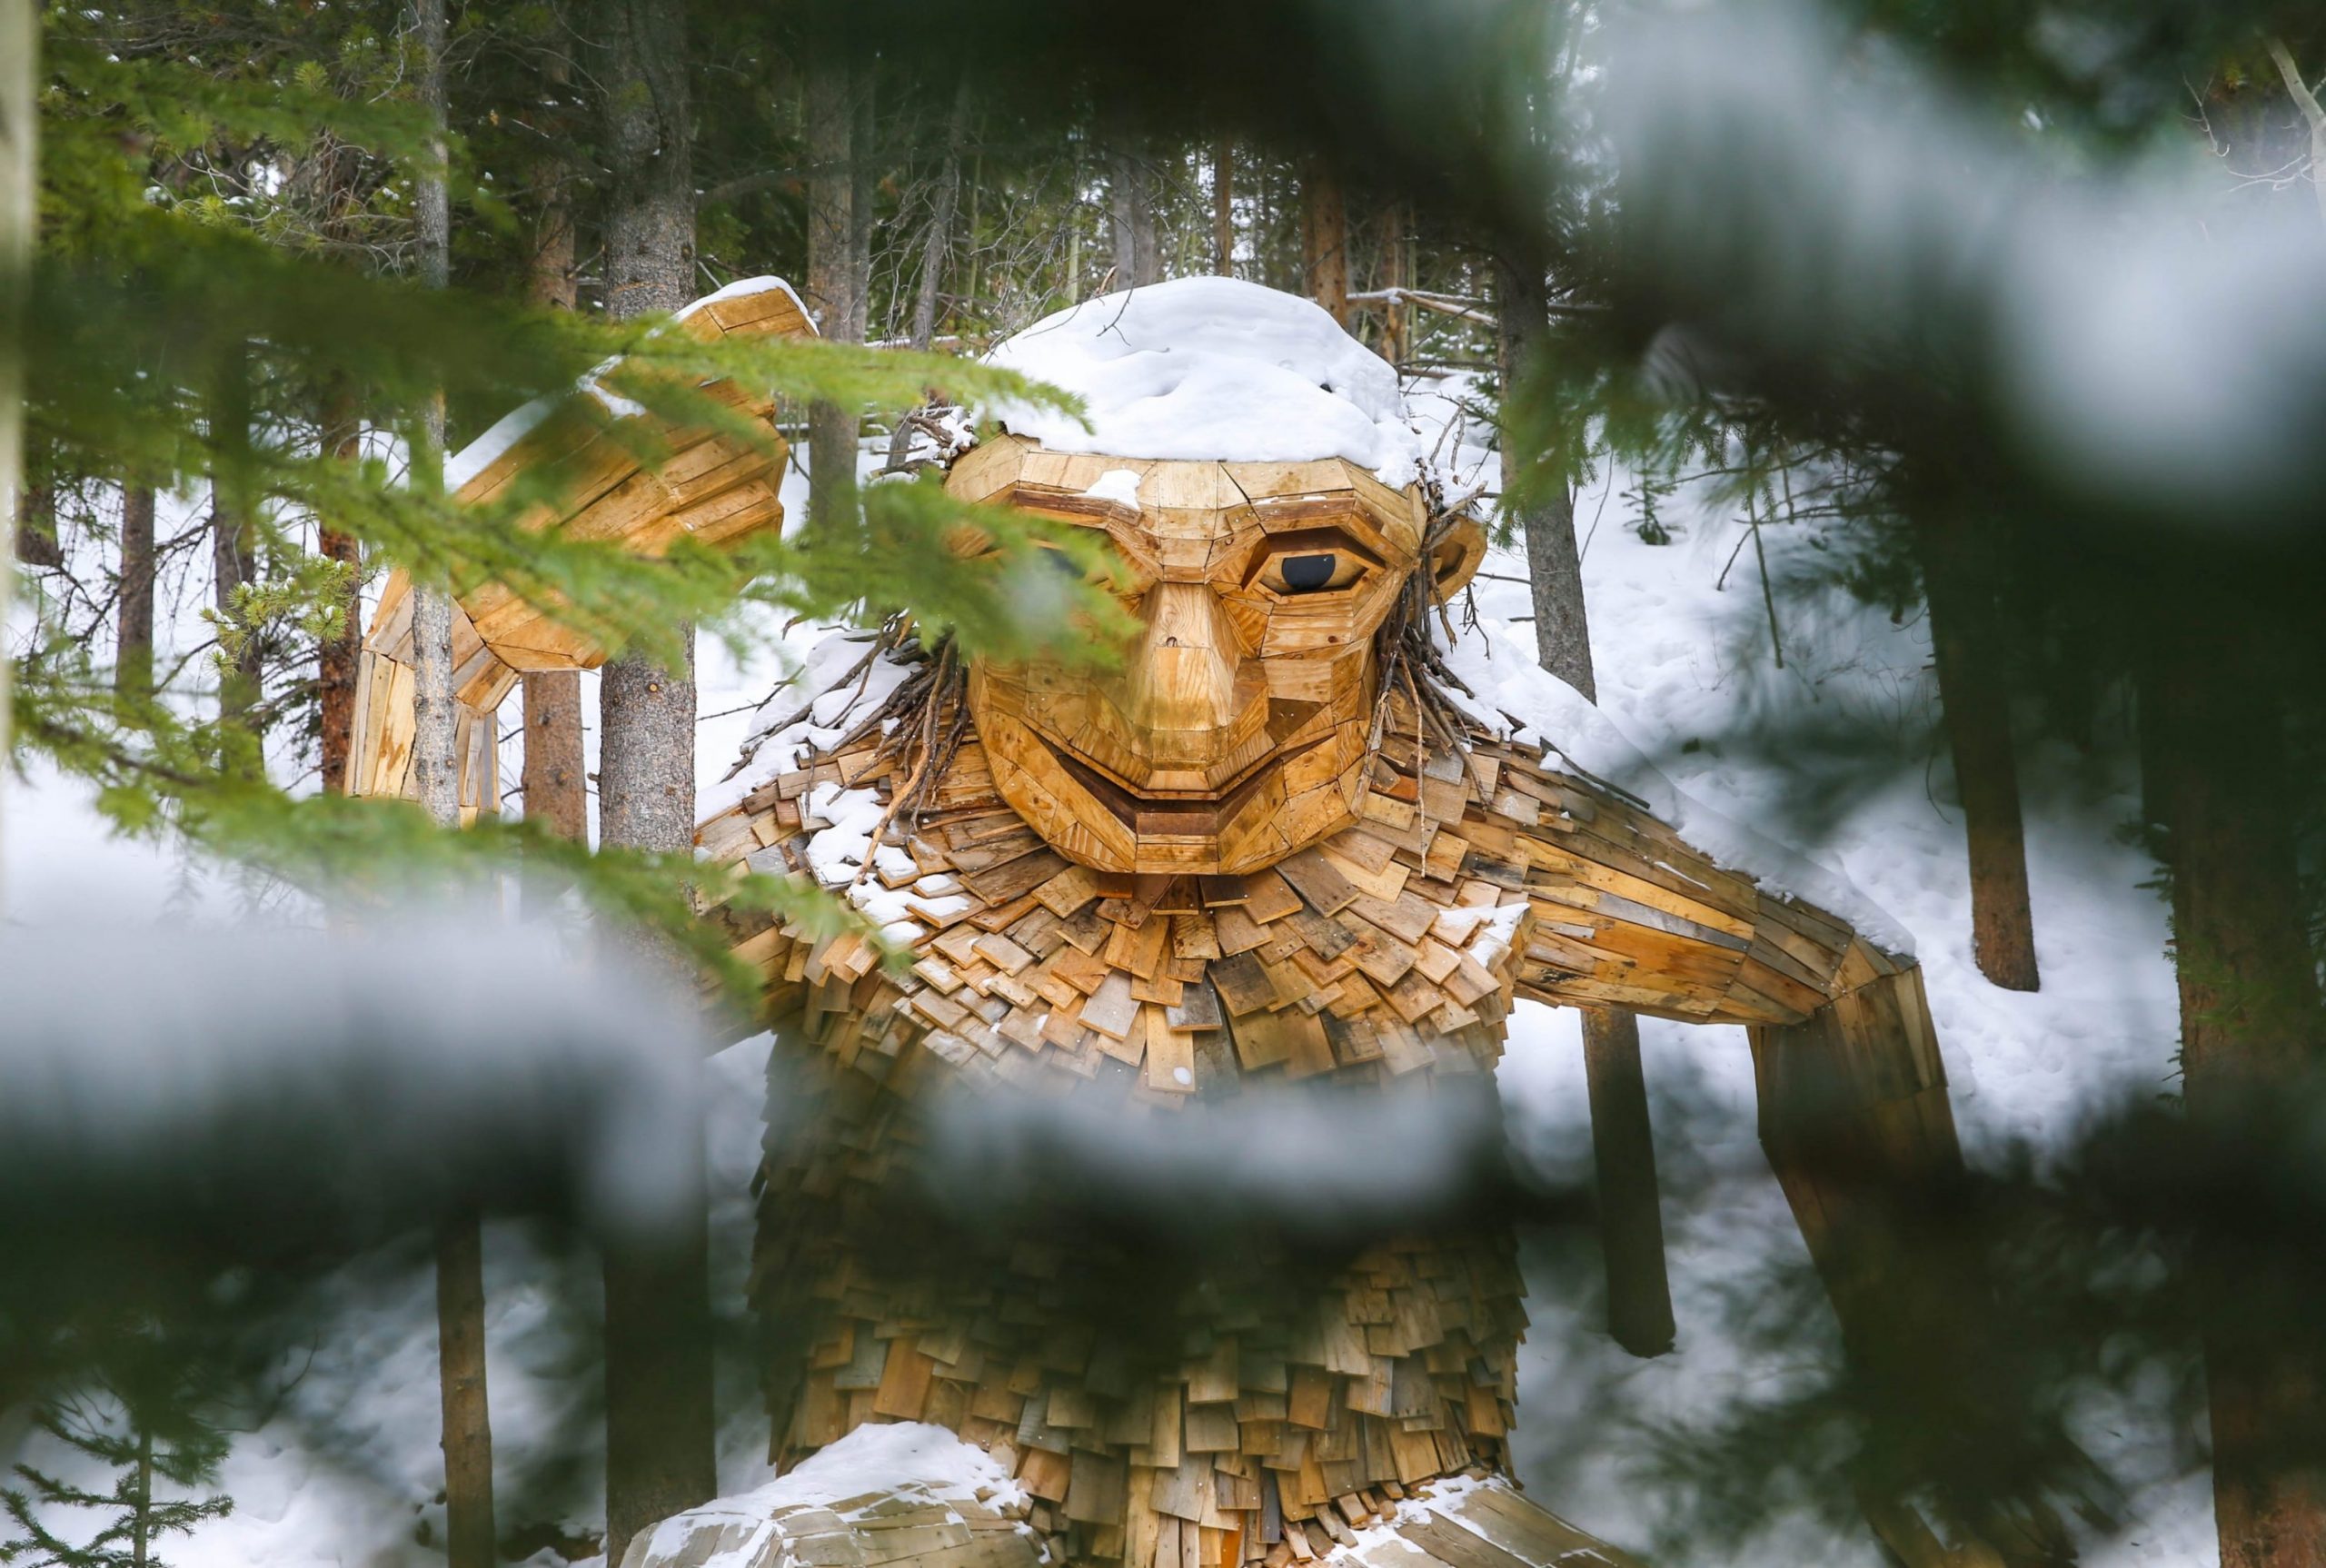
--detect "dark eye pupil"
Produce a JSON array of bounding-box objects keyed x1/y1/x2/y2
[{"x1": 1281, "y1": 553, "x2": 1337, "y2": 592}]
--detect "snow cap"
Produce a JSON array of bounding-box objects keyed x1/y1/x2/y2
[{"x1": 986, "y1": 277, "x2": 1423, "y2": 487}]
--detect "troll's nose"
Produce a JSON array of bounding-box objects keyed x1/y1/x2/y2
[{"x1": 1121, "y1": 582, "x2": 1245, "y2": 761}]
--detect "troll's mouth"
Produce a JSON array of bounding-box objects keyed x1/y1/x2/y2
[{"x1": 1036, "y1": 734, "x2": 1324, "y2": 837}]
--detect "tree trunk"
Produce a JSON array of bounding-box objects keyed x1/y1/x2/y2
[
  {"x1": 1375, "y1": 203, "x2": 1408, "y2": 367},
  {"x1": 409, "y1": 0, "x2": 458, "y2": 828},
  {"x1": 523, "y1": 40, "x2": 580, "y2": 313},
  {"x1": 13, "y1": 477, "x2": 56, "y2": 567},
  {"x1": 436, "y1": 1216, "x2": 498, "y2": 1568},
  {"x1": 412, "y1": 7, "x2": 490, "y2": 1567},
  {"x1": 849, "y1": 70, "x2": 875, "y2": 344},
  {"x1": 803, "y1": 46, "x2": 858, "y2": 535},
  {"x1": 0, "y1": 0, "x2": 29, "y2": 849},
  {"x1": 1301, "y1": 162, "x2": 1349, "y2": 328},
  {"x1": 2143, "y1": 629, "x2": 2326, "y2": 1568},
  {"x1": 595, "y1": 644, "x2": 715, "y2": 1563},
  {"x1": 1496, "y1": 253, "x2": 1675, "y2": 1358},
  {"x1": 522, "y1": 121, "x2": 587, "y2": 844},
  {"x1": 907, "y1": 81, "x2": 970, "y2": 353},
  {"x1": 1917, "y1": 516, "x2": 2040, "y2": 991},
  {"x1": 317, "y1": 390, "x2": 363, "y2": 792},
  {"x1": 116, "y1": 484, "x2": 155, "y2": 698},
  {"x1": 1212, "y1": 139, "x2": 1234, "y2": 276},
  {"x1": 132, "y1": 1422, "x2": 151, "y2": 1568},
  {"x1": 523, "y1": 671, "x2": 588, "y2": 840},
  {"x1": 884, "y1": 81, "x2": 970, "y2": 471},
  {"x1": 595, "y1": 0, "x2": 717, "y2": 1553},
  {"x1": 1108, "y1": 147, "x2": 1138, "y2": 288}
]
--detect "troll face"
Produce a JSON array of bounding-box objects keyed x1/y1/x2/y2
[{"x1": 949, "y1": 437, "x2": 1484, "y2": 876}]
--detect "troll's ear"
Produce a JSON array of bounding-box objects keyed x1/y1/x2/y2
[{"x1": 1427, "y1": 515, "x2": 1489, "y2": 599}]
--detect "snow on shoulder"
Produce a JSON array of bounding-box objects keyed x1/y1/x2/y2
[
  {"x1": 619, "y1": 1422, "x2": 1033, "y2": 1568},
  {"x1": 986, "y1": 277, "x2": 1424, "y2": 487}
]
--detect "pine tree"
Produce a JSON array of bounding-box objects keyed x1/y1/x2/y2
[{"x1": 1, "y1": 1373, "x2": 232, "y2": 1568}]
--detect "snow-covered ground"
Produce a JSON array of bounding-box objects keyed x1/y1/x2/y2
[{"x1": 3, "y1": 327, "x2": 2205, "y2": 1562}]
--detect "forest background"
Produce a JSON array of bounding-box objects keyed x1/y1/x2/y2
[{"x1": 8, "y1": 3, "x2": 2326, "y2": 1568}]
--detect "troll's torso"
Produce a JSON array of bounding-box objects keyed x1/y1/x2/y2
[{"x1": 696, "y1": 442, "x2": 1914, "y2": 1568}]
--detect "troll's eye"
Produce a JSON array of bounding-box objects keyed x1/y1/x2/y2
[
  {"x1": 1279, "y1": 553, "x2": 1339, "y2": 593},
  {"x1": 1267, "y1": 549, "x2": 1369, "y2": 595}
]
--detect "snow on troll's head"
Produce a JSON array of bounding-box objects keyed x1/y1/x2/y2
[{"x1": 916, "y1": 278, "x2": 1492, "y2": 878}]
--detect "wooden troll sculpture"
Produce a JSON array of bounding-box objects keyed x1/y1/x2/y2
[{"x1": 353, "y1": 279, "x2": 1981, "y2": 1568}]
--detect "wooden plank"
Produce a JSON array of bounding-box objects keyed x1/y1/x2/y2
[{"x1": 1276, "y1": 850, "x2": 1357, "y2": 915}]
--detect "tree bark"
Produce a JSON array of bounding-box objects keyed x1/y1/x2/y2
[
  {"x1": 1916, "y1": 516, "x2": 2040, "y2": 991},
  {"x1": 1496, "y1": 253, "x2": 1675, "y2": 1358},
  {"x1": 2143, "y1": 628, "x2": 2326, "y2": 1568},
  {"x1": 1108, "y1": 140, "x2": 1158, "y2": 289},
  {"x1": 1212, "y1": 139, "x2": 1234, "y2": 276},
  {"x1": 132, "y1": 1422, "x2": 151, "y2": 1568},
  {"x1": 0, "y1": 0, "x2": 30, "y2": 854},
  {"x1": 116, "y1": 484, "x2": 155, "y2": 698},
  {"x1": 436, "y1": 1216, "x2": 498, "y2": 1568},
  {"x1": 595, "y1": 0, "x2": 717, "y2": 1553},
  {"x1": 849, "y1": 70, "x2": 875, "y2": 344},
  {"x1": 1301, "y1": 161, "x2": 1349, "y2": 328},
  {"x1": 907, "y1": 81, "x2": 971, "y2": 353},
  {"x1": 13, "y1": 477, "x2": 56, "y2": 567},
  {"x1": 523, "y1": 671, "x2": 589, "y2": 841},
  {"x1": 1375, "y1": 203, "x2": 1409, "y2": 367},
  {"x1": 884, "y1": 80, "x2": 970, "y2": 471},
  {"x1": 411, "y1": 6, "x2": 489, "y2": 1567},
  {"x1": 595, "y1": 643, "x2": 715, "y2": 1563},
  {"x1": 803, "y1": 45, "x2": 858, "y2": 535},
  {"x1": 316, "y1": 390, "x2": 363, "y2": 793},
  {"x1": 522, "y1": 116, "x2": 587, "y2": 843}
]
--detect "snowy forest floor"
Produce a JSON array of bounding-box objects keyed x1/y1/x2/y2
[{"x1": 1, "y1": 455, "x2": 2207, "y2": 1565}]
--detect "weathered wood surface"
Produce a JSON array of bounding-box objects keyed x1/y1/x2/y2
[
  {"x1": 702, "y1": 636, "x2": 1941, "y2": 1568},
  {"x1": 957, "y1": 440, "x2": 1482, "y2": 877},
  {"x1": 344, "y1": 278, "x2": 810, "y2": 802}
]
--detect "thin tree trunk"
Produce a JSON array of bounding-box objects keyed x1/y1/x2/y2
[
  {"x1": 522, "y1": 118, "x2": 587, "y2": 844},
  {"x1": 116, "y1": 484, "x2": 155, "y2": 698},
  {"x1": 596, "y1": 0, "x2": 717, "y2": 1553},
  {"x1": 1109, "y1": 146, "x2": 1138, "y2": 288},
  {"x1": 0, "y1": 0, "x2": 29, "y2": 858},
  {"x1": 1301, "y1": 161, "x2": 1349, "y2": 328},
  {"x1": 523, "y1": 671, "x2": 588, "y2": 840},
  {"x1": 803, "y1": 47, "x2": 858, "y2": 535},
  {"x1": 436, "y1": 1216, "x2": 498, "y2": 1568},
  {"x1": 1375, "y1": 203, "x2": 1408, "y2": 367},
  {"x1": 13, "y1": 476, "x2": 56, "y2": 567},
  {"x1": 884, "y1": 81, "x2": 970, "y2": 471},
  {"x1": 524, "y1": 39, "x2": 580, "y2": 313},
  {"x1": 1212, "y1": 139, "x2": 1234, "y2": 276},
  {"x1": 849, "y1": 70, "x2": 875, "y2": 344},
  {"x1": 1917, "y1": 516, "x2": 2040, "y2": 991},
  {"x1": 2143, "y1": 628, "x2": 2326, "y2": 1568},
  {"x1": 1496, "y1": 253, "x2": 1675, "y2": 1358},
  {"x1": 907, "y1": 81, "x2": 970, "y2": 353},
  {"x1": 132, "y1": 1422, "x2": 151, "y2": 1568},
  {"x1": 409, "y1": 0, "x2": 458, "y2": 827},
  {"x1": 1131, "y1": 160, "x2": 1158, "y2": 287},
  {"x1": 413, "y1": 6, "x2": 488, "y2": 1567},
  {"x1": 317, "y1": 390, "x2": 363, "y2": 793}
]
